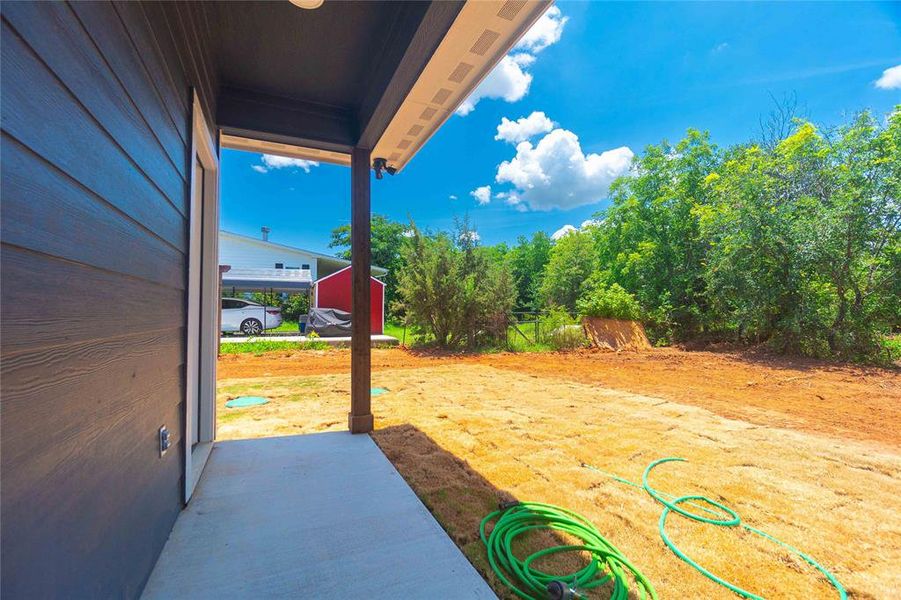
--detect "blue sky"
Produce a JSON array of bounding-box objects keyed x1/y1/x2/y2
[{"x1": 221, "y1": 1, "x2": 901, "y2": 254}]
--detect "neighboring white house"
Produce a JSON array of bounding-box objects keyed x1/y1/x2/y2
[{"x1": 219, "y1": 229, "x2": 386, "y2": 293}]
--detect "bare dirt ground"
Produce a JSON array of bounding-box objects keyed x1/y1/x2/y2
[
  {"x1": 219, "y1": 347, "x2": 900, "y2": 445},
  {"x1": 217, "y1": 348, "x2": 900, "y2": 598}
]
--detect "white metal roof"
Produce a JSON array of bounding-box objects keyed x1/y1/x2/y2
[{"x1": 220, "y1": 230, "x2": 388, "y2": 276}]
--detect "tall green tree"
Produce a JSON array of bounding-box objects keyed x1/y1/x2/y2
[
  {"x1": 508, "y1": 232, "x2": 552, "y2": 311},
  {"x1": 698, "y1": 140, "x2": 804, "y2": 348},
  {"x1": 813, "y1": 109, "x2": 900, "y2": 356},
  {"x1": 594, "y1": 129, "x2": 720, "y2": 339},
  {"x1": 329, "y1": 214, "x2": 406, "y2": 317},
  {"x1": 539, "y1": 229, "x2": 596, "y2": 312},
  {"x1": 396, "y1": 221, "x2": 515, "y2": 348},
  {"x1": 700, "y1": 110, "x2": 900, "y2": 357}
]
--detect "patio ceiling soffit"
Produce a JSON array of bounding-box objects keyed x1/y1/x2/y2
[{"x1": 220, "y1": 1, "x2": 552, "y2": 172}]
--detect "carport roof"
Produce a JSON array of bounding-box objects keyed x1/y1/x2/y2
[
  {"x1": 220, "y1": 230, "x2": 388, "y2": 276},
  {"x1": 221, "y1": 278, "x2": 311, "y2": 293}
]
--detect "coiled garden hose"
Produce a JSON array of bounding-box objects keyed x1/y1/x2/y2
[
  {"x1": 580, "y1": 458, "x2": 847, "y2": 599},
  {"x1": 480, "y1": 501, "x2": 657, "y2": 600}
]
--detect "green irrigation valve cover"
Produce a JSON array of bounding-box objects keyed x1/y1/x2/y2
[
  {"x1": 371, "y1": 387, "x2": 389, "y2": 396},
  {"x1": 225, "y1": 396, "x2": 269, "y2": 408}
]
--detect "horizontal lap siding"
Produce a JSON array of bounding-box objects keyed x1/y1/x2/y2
[{"x1": 0, "y1": 1, "x2": 216, "y2": 597}]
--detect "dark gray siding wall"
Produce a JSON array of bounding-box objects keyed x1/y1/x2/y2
[{"x1": 1, "y1": 2, "x2": 216, "y2": 597}]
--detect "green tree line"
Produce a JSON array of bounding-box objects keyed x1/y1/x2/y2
[{"x1": 331, "y1": 107, "x2": 899, "y2": 360}]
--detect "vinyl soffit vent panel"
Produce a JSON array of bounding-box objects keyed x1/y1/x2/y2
[{"x1": 372, "y1": 0, "x2": 551, "y2": 173}]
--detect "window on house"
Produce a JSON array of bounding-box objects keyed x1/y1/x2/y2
[
  {"x1": 301, "y1": 264, "x2": 310, "y2": 270},
  {"x1": 275, "y1": 263, "x2": 284, "y2": 269}
]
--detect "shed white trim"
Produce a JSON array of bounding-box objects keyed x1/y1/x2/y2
[{"x1": 313, "y1": 264, "x2": 386, "y2": 287}]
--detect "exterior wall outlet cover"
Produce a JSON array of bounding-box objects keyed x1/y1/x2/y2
[{"x1": 159, "y1": 425, "x2": 171, "y2": 457}]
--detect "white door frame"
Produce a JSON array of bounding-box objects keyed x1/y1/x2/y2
[{"x1": 185, "y1": 91, "x2": 219, "y2": 502}]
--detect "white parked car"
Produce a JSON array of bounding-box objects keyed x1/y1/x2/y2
[{"x1": 221, "y1": 298, "x2": 282, "y2": 335}]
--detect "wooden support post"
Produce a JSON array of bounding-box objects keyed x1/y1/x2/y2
[{"x1": 348, "y1": 147, "x2": 373, "y2": 433}]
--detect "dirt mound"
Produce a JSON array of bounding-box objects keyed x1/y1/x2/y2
[{"x1": 582, "y1": 317, "x2": 651, "y2": 351}]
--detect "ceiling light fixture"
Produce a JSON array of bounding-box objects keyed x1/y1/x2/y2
[{"x1": 289, "y1": 0, "x2": 324, "y2": 9}]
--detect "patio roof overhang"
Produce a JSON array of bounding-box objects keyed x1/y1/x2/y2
[
  {"x1": 212, "y1": 0, "x2": 550, "y2": 170},
  {"x1": 205, "y1": 0, "x2": 552, "y2": 433}
]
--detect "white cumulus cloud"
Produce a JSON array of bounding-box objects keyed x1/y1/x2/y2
[
  {"x1": 551, "y1": 224, "x2": 577, "y2": 240},
  {"x1": 456, "y1": 54, "x2": 534, "y2": 116},
  {"x1": 456, "y1": 7, "x2": 567, "y2": 116},
  {"x1": 514, "y1": 6, "x2": 568, "y2": 53},
  {"x1": 252, "y1": 154, "x2": 320, "y2": 173},
  {"x1": 495, "y1": 111, "x2": 555, "y2": 144},
  {"x1": 470, "y1": 185, "x2": 492, "y2": 205},
  {"x1": 495, "y1": 128, "x2": 634, "y2": 211},
  {"x1": 459, "y1": 230, "x2": 481, "y2": 243},
  {"x1": 875, "y1": 64, "x2": 901, "y2": 89},
  {"x1": 449, "y1": 194, "x2": 458, "y2": 200}
]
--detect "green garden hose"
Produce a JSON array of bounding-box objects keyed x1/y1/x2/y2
[
  {"x1": 580, "y1": 458, "x2": 847, "y2": 599},
  {"x1": 480, "y1": 501, "x2": 657, "y2": 600}
]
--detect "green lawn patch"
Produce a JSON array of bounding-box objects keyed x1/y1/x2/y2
[
  {"x1": 881, "y1": 335, "x2": 901, "y2": 363},
  {"x1": 220, "y1": 340, "x2": 329, "y2": 354},
  {"x1": 384, "y1": 321, "x2": 435, "y2": 346},
  {"x1": 269, "y1": 320, "x2": 300, "y2": 333}
]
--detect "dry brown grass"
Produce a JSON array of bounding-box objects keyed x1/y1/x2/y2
[
  {"x1": 218, "y1": 347, "x2": 901, "y2": 445},
  {"x1": 217, "y1": 353, "x2": 901, "y2": 599}
]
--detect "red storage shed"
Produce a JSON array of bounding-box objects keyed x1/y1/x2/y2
[{"x1": 312, "y1": 266, "x2": 385, "y2": 335}]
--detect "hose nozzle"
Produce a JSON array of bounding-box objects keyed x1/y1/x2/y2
[{"x1": 546, "y1": 580, "x2": 577, "y2": 600}]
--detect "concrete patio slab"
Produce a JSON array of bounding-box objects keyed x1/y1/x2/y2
[{"x1": 142, "y1": 432, "x2": 494, "y2": 600}]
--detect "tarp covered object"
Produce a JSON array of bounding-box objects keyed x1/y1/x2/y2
[{"x1": 307, "y1": 307, "x2": 353, "y2": 337}]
